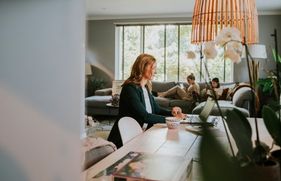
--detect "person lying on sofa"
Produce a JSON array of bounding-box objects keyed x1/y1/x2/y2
[
  {"x1": 108, "y1": 53, "x2": 186, "y2": 148},
  {"x1": 157, "y1": 73, "x2": 200, "y2": 101}
]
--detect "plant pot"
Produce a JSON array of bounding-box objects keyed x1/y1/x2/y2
[
  {"x1": 241, "y1": 160, "x2": 280, "y2": 181},
  {"x1": 271, "y1": 149, "x2": 281, "y2": 179},
  {"x1": 271, "y1": 149, "x2": 281, "y2": 162}
]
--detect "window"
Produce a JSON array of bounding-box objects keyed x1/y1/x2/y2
[{"x1": 116, "y1": 24, "x2": 233, "y2": 82}]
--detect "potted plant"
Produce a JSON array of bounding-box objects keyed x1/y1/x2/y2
[
  {"x1": 262, "y1": 105, "x2": 281, "y2": 176},
  {"x1": 257, "y1": 47, "x2": 281, "y2": 110},
  {"x1": 257, "y1": 75, "x2": 280, "y2": 101},
  {"x1": 196, "y1": 27, "x2": 280, "y2": 181},
  {"x1": 199, "y1": 108, "x2": 280, "y2": 181},
  {"x1": 87, "y1": 76, "x2": 105, "y2": 96},
  {"x1": 227, "y1": 109, "x2": 280, "y2": 180},
  {"x1": 261, "y1": 36, "x2": 281, "y2": 177}
]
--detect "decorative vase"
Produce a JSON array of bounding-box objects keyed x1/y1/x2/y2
[{"x1": 241, "y1": 160, "x2": 280, "y2": 181}]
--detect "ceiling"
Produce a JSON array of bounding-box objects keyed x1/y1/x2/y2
[{"x1": 86, "y1": 0, "x2": 281, "y2": 20}]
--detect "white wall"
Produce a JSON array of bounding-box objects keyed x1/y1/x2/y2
[
  {"x1": 0, "y1": 1, "x2": 84, "y2": 181},
  {"x1": 234, "y1": 15, "x2": 281, "y2": 82}
]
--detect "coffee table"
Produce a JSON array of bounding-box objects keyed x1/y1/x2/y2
[{"x1": 106, "y1": 103, "x2": 119, "y2": 115}]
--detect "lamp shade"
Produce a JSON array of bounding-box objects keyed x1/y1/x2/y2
[
  {"x1": 85, "y1": 64, "x2": 92, "y2": 75},
  {"x1": 191, "y1": 0, "x2": 259, "y2": 44},
  {"x1": 242, "y1": 44, "x2": 267, "y2": 59}
]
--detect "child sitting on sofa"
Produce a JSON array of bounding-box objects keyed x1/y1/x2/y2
[
  {"x1": 157, "y1": 73, "x2": 200, "y2": 101},
  {"x1": 205, "y1": 77, "x2": 223, "y2": 99}
]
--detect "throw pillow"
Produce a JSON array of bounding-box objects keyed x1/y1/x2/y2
[
  {"x1": 218, "y1": 88, "x2": 229, "y2": 100},
  {"x1": 200, "y1": 88, "x2": 208, "y2": 101},
  {"x1": 81, "y1": 137, "x2": 117, "y2": 171},
  {"x1": 226, "y1": 82, "x2": 240, "y2": 100},
  {"x1": 227, "y1": 83, "x2": 252, "y2": 100}
]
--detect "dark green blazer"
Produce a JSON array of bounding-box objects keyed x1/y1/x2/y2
[{"x1": 108, "y1": 83, "x2": 171, "y2": 148}]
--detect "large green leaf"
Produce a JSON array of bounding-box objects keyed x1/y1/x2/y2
[
  {"x1": 272, "y1": 49, "x2": 281, "y2": 63},
  {"x1": 257, "y1": 78, "x2": 273, "y2": 94},
  {"x1": 262, "y1": 105, "x2": 281, "y2": 147},
  {"x1": 200, "y1": 127, "x2": 240, "y2": 181},
  {"x1": 225, "y1": 109, "x2": 253, "y2": 158},
  {"x1": 268, "y1": 100, "x2": 281, "y2": 112}
]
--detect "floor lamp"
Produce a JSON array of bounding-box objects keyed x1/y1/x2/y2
[{"x1": 242, "y1": 44, "x2": 267, "y2": 89}]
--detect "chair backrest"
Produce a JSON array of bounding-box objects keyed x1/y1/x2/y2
[{"x1": 118, "y1": 117, "x2": 143, "y2": 145}]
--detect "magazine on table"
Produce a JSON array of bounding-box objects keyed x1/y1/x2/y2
[
  {"x1": 92, "y1": 151, "x2": 192, "y2": 181},
  {"x1": 92, "y1": 152, "x2": 141, "y2": 180},
  {"x1": 112, "y1": 152, "x2": 190, "y2": 181}
]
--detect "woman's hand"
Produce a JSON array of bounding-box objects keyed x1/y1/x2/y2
[{"x1": 171, "y1": 107, "x2": 187, "y2": 119}]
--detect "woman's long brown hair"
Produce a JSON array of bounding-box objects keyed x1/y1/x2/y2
[{"x1": 122, "y1": 53, "x2": 156, "y2": 92}]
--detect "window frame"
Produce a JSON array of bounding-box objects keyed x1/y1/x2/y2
[{"x1": 115, "y1": 23, "x2": 234, "y2": 83}]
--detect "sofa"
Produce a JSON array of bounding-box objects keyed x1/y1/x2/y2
[
  {"x1": 151, "y1": 81, "x2": 195, "y2": 113},
  {"x1": 192, "y1": 86, "x2": 253, "y2": 117},
  {"x1": 85, "y1": 88, "x2": 118, "y2": 117},
  {"x1": 85, "y1": 81, "x2": 194, "y2": 116},
  {"x1": 85, "y1": 81, "x2": 253, "y2": 117}
]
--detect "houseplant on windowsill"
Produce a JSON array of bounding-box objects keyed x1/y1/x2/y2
[{"x1": 194, "y1": 27, "x2": 280, "y2": 181}]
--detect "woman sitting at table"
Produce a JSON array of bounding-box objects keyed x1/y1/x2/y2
[{"x1": 108, "y1": 53, "x2": 186, "y2": 148}]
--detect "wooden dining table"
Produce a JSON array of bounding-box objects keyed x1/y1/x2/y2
[{"x1": 82, "y1": 116, "x2": 274, "y2": 181}]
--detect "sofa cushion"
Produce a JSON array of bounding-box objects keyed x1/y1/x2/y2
[
  {"x1": 176, "y1": 81, "x2": 188, "y2": 88},
  {"x1": 95, "y1": 88, "x2": 112, "y2": 96},
  {"x1": 232, "y1": 87, "x2": 252, "y2": 107},
  {"x1": 192, "y1": 100, "x2": 249, "y2": 117},
  {"x1": 154, "y1": 97, "x2": 171, "y2": 107},
  {"x1": 177, "y1": 82, "x2": 209, "y2": 91},
  {"x1": 85, "y1": 96, "x2": 112, "y2": 108},
  {"x1": 81, "y1": 137, "x2": 116, "y2": 171},
  {"x1": 226, "y1": 83, "x2": 249, "y2": 99},
  {"x1": 199, "y1": 82, "x2": 237, "y2": 101},
  {"x1": 152, "y1": 81, "x2": 176, "y2": 92},
  {"x1": 218, "y1": 88, "x2": 229, "y2": 100},
  {"x1": 169, "y1": 99, "x2": 194, "y2": 108}
]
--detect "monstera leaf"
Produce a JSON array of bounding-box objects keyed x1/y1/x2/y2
[
  {"x1": 200, "y1": 127, "x2": 240, "y2": 181},
  {"x1": 225, "y1": 109, "x2": 253, "y2": 159},
  {"x1": 262, "y1": 105, "x2": 281, "y2": 147},
  {"x1": 272, "y1": 49, "x2": 281, "y2": 63}
]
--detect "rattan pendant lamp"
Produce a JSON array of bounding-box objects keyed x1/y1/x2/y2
[{"x1": 191, "y1": 0, "x2": 259, "y2": 44}]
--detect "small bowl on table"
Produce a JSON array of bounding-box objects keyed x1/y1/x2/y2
[{"x1": 165, "y1": 117, "x2": 181, "y2": 129}]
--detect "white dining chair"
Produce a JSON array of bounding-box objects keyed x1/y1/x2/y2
[{"x1": 118, "y1": 116, "x2": 143, "y2": 145}]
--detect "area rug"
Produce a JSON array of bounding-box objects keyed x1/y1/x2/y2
[{"x1": 86, "y1": 119, "x2": 115, "y2": 140}]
